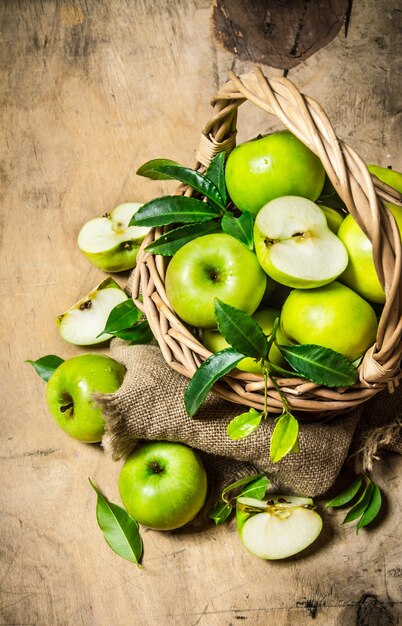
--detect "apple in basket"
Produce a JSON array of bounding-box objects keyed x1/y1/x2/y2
[
  {"x1": 236, "y1": 495, "x2": 322, "y2": 560},
  {"x1": 119, "y1": 441, "x2": 208, "y2": 530},
  {"x1": 46, "y1": 353, "x2": 126, "y2": 442},
  {"x1": 225, "y1": 130, "x2": 326, "y2": 217},
  {"x1": 165, "y1": 232, "x2": 267, "y2": 328},
  {"x1": 338, "y1": 164, "x2": 402, "y2": 303}
]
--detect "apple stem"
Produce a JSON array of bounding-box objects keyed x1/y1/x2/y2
[
  {"x1": 60, "y1": 402, "x2": 74, "y2": 414},
  {"x1": 148, "y1": 461, "x2": 164, "y2": 474}
]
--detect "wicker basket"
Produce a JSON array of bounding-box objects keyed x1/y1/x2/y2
[{"x1": 131, "y1": 66, "x2": 402, "y2": 417}]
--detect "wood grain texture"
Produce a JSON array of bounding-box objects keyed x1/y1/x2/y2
[{"x1": 0, "y1": 1, "x2": 401, "y2": 625}]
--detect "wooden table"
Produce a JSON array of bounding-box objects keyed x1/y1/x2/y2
[{"x1": 1, "y1": 1, "x2": 401, "y2": 624}]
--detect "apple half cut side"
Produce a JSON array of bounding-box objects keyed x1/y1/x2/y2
[
  {"x1": 236, "y1": 495, "x2": 322, "y2": 560},
  {"x1": 254, "y1": 196, "x2": 349, "y2": 289},
  {"x1": 56, "y1": 277, "x2": 128, "y2": 345},
  {"x1": 78, "y1": 203, "x2": 151, "y2": 272}
]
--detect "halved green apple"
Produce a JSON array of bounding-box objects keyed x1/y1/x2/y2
[
  {"x1": 56, "y1": 277, "x2": 128, "y2": 345},
  {"x1": 254, "y1": 196, "x2": 348, "y2": 288},
  {"x1": 78, "y1": 203, "x2": 151, "y2": 272},
  {"x1": 236, "y1": 495, "x2": 322, "y2": 560}
]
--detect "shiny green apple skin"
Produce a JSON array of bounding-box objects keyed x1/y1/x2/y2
[
  {"x1": 119, "y1": 442, "x2": 207, "y2": 530},
  {"x1": 280, "y1": 281, "x2": 378, "y2": 362},
  {"x1": 225, "y1": 130, "x2": 325, "y2": 217},
  {"x1": 319, "y1": 205, "x2": 345, "y2": 233},
  {"x1": 254, "y1": 196, "x2": 348, "y2": 289},
  {"x1": 78, "y1": 203, "x2": 150, "y2": 272},
  {"x1": 46, "y1": 354, "x2": 125, "y2": 442},
  {"x1": 165, "y1": 233, "x2": 267, "y2": 328},
  {"x1": 202, "y1": 309, "x2": 286, "y2": 373},
  {"x1": 338, "y1": 165, "x2": 402, "y2": 303}
]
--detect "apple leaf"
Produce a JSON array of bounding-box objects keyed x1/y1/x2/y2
[
  {"x1": 204, "y1": 152, "x2": 227, "y2": 206},
  {"x1": 117, "y1": 320, "x2": 154, "y2": 345},
  {"x1": 25, "y1": 355, "x2": 64, "y2": 381},
  {"x1": 214, "y1": 299, "x2": 269, "y2": 359},
  {"x1": 221, "y1": 473, "x2": 266, "y2": 504},
  {"x1": 129, "y1": 196, "x2": 222, "y2": 227},
  {"x1": 136, "y1": 160, "x2": 226, "y2": 210},
  {"x1": 325, "y1": 476, "x2": 364, "y2": 508},
  {"x1": 270, "y1": 412, "x2": 299, "y2": 463},
  {"x1": 356, "y1": 483, "x2": 382, "y2": 533},
  {"x1": 145, "y1": 221, "x2": 221, "y2": 256},
  {"x1": 342, "y1": 481, "x2": 374, "y2": 525},
  {"x1": 98, "y1": 299, "x2": 142, "y2": 337},
  {"x1": 208, "y1": 500, "x2": 233, "y2": 525},
  {"x1": 227, "y1": 408, "x2": 262, "y2": 440},
  {"x1": 240, "y1": 475, "x2": 270, "y2": 500},
  {"x1": 278, "y1": 344, "x2": 358, "y2": 388},
  {"x1": 89, "y1": 479, "x2": 143, "y2": 566},
  {"x1": 221, "y1": 211, "x2": 254, "y2": 250},
  {"x1": 184, "y1": 347, "x2": 244, "y2": 417}
]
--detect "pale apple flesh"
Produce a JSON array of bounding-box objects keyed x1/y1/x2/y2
[
  {"x1": 78, "y1": 203, "x2": 151, "y2": 272},
  {"x1": 254, "y1": 196, "x2": 349, "y2": 288},
  {"x1": 237, "y1": 499, "x2": 322, "y2": 560},
  {"x1": 56, "y1": 277, "x2": 128, "y2": 345}
]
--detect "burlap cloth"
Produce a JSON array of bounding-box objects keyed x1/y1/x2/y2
[{"x1": 97, "y1": 341, "x2": 401, "y2": 506}]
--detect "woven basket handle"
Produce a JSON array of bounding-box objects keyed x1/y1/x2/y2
[{"x1": 195, "y1": 67, "x2": 402, "y2": 389}]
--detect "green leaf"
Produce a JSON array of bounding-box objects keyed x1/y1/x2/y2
[
  {"x1": 343, "y1": 481, "x2": 374, "y2": 524},
  {"x1": 221, "y1": 473, "x2": 265, "y2": 504},
  {"x1": 184, "y1": 348, "x2": 244, "y2": 417},
  {"x1": 356, "y1": 483, "x2": 382, "y2": 532},
  {"x1": 214, "y1": 299, "x2": 269, "y2": 359},
  {"x1": 240, "y1": 475, "x2": 270, "y2": 500},
  {"x1": 208, "y1": 500, "x2": 233, "y2": 525},
  {"x1": 129, "y1": 196, "x2": 221, "y2": 227},
  {"x1": 98, "y1": 299, "x2": 142, "y2": 338},
  {"x1": 221, "y1": 211, "x2": 254, "y2": 250},
  {"x1": 279, "y1": 344, "x2": 358, "y2": 388},
  {"x1": 26, "y1": 355, "x2": 64, "y2": 381},
  {"x1": 270, "y1": 412, "x2": 299, "y2": 463},
  {"x1": 145, "y1": 221, "x2": 220, "y2": 256},
  {"x1": 89, "y1": 479, "x2": 143, "y2": 566},
  {"x1": 267, "y1": 362, "x2": 300, "y2": 378},
  {"x1": 137, "y1": 160, "x2": 225, "y2": 209},
  {"x1": 227, "y1": 408, "x2": 262, "y2": 440},
  {"x1": 110, "y1": 320, "x2": 154, "y2": 344},
  {"x1": 205, "y1": 152, "x2": 227, "y2": 205},
  {"x1": 325, "y1": 476, "x2": 364, "y2": 508}
]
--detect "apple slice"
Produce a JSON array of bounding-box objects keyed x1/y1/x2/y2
[
  {"x1": 78, "y1": 203, "x2": 151, "y2": 272},
  {"x1": 254, "y1": 196, "x2": 348, "y2": 288},
  {"x1": 56, "y1": 277, "x2": 128, "y2": 345},
  {"x1": 236, "y1": 495, "x2": 322, "y2": 560}
]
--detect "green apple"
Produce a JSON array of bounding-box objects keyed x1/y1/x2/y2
[
  {"x1": 254, "y1": 196, "x2": 348, "y2": 288},
  {"x1": 118, "y1": 441, "x2": 207, "y2": 530},
  {"x1": 78, "y1": 203, "x2": 151, "y2": 272},
  {"x1": 319, "y1": 204, "x2": 345, "y2": 233},
  {"x1": 338, "y1": 165, "x2": 402, "y2": 303},
  {"x1": 225, "y1": 130, "x2": 325, "y2": 217},
  {"x1": 280, "y1": 281, "x2": 378, "y2": 362},
  {"x1": 236, "y1": 495, "x2": 322, "y2": 560},
  {"x1": 56, "y1": 277, "x2": 128, "y2": 346},
  {"x1": 165, "y1": 233, "x2": 267, "y2": 328},
  {"x1": 46, "y1": 353, "x2": 125, "y2": 442},
  {"x1": 202, "y1": 309, "x2": 286, "y2": 373}
]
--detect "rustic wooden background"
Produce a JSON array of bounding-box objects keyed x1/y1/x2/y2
[{"x1": 1, "y1": 1, "x2": 401, "y2": 624}]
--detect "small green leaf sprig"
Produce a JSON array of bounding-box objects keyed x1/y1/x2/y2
[
  {"x1": 130, "y1": 153, "x2": 254, "y2": 254},
  {"x1": 209, "y1": 474, "x2": 270, "y2": 525},
  {"x1": 325, "y1": 474, "x2": 382, "y2": 533},
  {"x1": 97, "y1": 299, "x2": 154, "y2": 345},
  {"x1": 184, "y1": 299, "x2": 358, "y2": 464}
]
